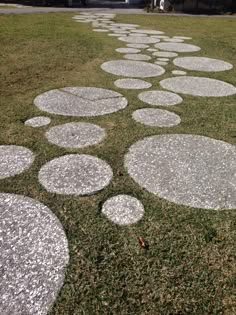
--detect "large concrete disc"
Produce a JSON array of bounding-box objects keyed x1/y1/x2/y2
[
  {"x1": 124, "y1": 134, "x2": 236, "y2": 209},
  {"x1": 153, "y1": 51, "x2": 178, "y2": 58},
  {"x1": 45, "y1": 122, "x2": 106, "y2": 149},
  {"x1": 25, "y1": 116, "x2": 51, "y2": 127},
  {"x1": 34, "y1": 87, "x2": 128, "y2": 117},
  {"x1": 173, "y1": 57, "x2": 233, "y2": 72},
  {"x1": 0, "y1": 193, "x2": 69, "y2": 315},
  {"x1": 0, "y1": 145, "x2": 34, "y2": 179},
  {"x1": 155, "y1": 42, "x2": 201, "y2": 52},
  {"x1": 160, "y1": 76, "x2": 236, "y2": 97},
  {"x1": 118, "y1": 36, "x2": 160, "y2": 44},
  {"x1": 102, "y1": 194, "x2": 144, "y2": 225},
  {"x1": 39, "y1": 154, "x2": 113, "y2": 196},
  {"x1": 114, "y1": 78, "x2": 152, "y2": 89},
  {"x1": 101, "y1": 60, "x2": 165, "y2": 78},
  {"x1": 138, "y1": 90, "x2": 183, "y2": 106}
]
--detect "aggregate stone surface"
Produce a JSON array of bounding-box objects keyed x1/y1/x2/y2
[
  {"x1": 155, "y1": 42, "x2": 201, "y2": 52},
  {"x1": 173, "y1": 57, "x2": 233, "y2": 72},
  {"x1": 153, "y1": 51, "x2": 178, "y2": 58},
  {"x1": 39, "y1": 154, "x2": 113, "y2": 196},
  {"x1": 34, "y1": 87, "x2": 128, "y2": 117},
  {"x1": 24, "y1": 116, "x2": 51, "y2": 127},
  {"x1": 114, "y1": 78, "x2": 152, "y2": 89},
  {"x1": 0, "y1": 193, "x2": 69, "y2": 315},
  {"x1": 0, "y1": 145, "x2": 35, "y2": 179},
  {"x1": 128, "y1": 33, "x2": 148, "y2": 37},
  {"x1": 138, "y1": 90, "x2": 183, "y2": 106},
  {"x1": 93, "y1": 29, "x2": 109, "y2": 32},
  {"x1": 45, "y1": 122, "x2": 106, "y2": 149},
  {"x1": 118, "y1": 36, "x2": 161, "y2": 44},
  {"x1": 174, "y1": 36, "x2": 192, "y2": 40},
  {"x1": 157, "y1": 58, "x2": 169, "y2": 61},
  {"x1": 127, "y1": 44, "x2": 150, "y2": 49},
  {"x1": 101, "y1": 60, "x2": 165, "y2": 78},
  {"x1": 147, "y1": 48, "x2": 158, "y2": 52},
  {"x1": 124, "y1": 134, "x2": 236, "y2": 209},
  {"x1": 102, "y1": 194, "x2": 144, "y2": 225},
  {"x1": 163, "y1": 38, "x2": 184, "y2": 43},
  {"x1": 130, "y1": 29, "x2": 164, "y2": 35},
  {"x1": 124, "y1": 53, "x2": 152, "y2": 61},
  {"x1": 132, "y1": 108, "x2": 181, "y2": 127},
  {"x1": 116, "y1": 47, "x2": 141, "y2": 53},
  {"x1": 160, "y1": 76, "x2": 236, "y2": 97},
  {"x1": 155, "y1": 61, "x2": 168, "y2": 66},
  {"x1": 172, "y1": 70, "x2": 187, "y2": 75}
]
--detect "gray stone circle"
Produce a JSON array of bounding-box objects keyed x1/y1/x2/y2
[
  {"x1": 155, "y1": 42, "x2": 201, "y2": 52},
  {"x1": 101, "y1": 60, "x2": 165, "y2": 78},
  {"x1": 173, "y1": 57, "x2": 233, "y2": 72},
  {"x1": 160, "y1": 76, "x2": 236, "y2": 97},
  {"x1": 45, "y1": 122, "x2": 106, "y2": 149},
  {"x1": 102, "y1": 194, "x2": 144, "y2": 225},
  {"x1": 93, "y1": 29, "x2": 109, "y2": 32},
  {"x1": 25, "y1": 116, "x2": 51, "y2": 127},
  {"x1": 173, "y1": 36, "x2": 192, "y2": 40},
  {"x1": 172, "y1": 70, "x2": 187, "y2": 76},
  {"x1": 114, "y1": 78, "x2": 152, "y2": 89},
  {"x1": 124, "y1": 53, "x2": 152, "y2": 61},
  {"x1": 0, "y1": 145, "x2": 35, "y2": 179},
  {"x1": 118, "y1": 36, "x2": 160, "y2": 44},
  {"x1": 138, "y1": 90, "x2": 183, "y2": 106},
  {"x1": 127, "y1": 44, "x2": 150, "y2": 49},
  {"x1": 124, "y1": 134, "x2": 236, "y2": 209},
  {"x1": 163, "y1": 38, "x2": 184, "y2": 43},
  {"x1": 116, "y1": 48, "x2": 141, "y2": 53},
  {"x1": 132, "y1": 108, "x2": 181, "y2": 127},
  {"x1": 130, "y1": 29, "x2": 164, "y2": 35},
  {"x1": 34, "y1": 87, "x2": 128, "y2": 117},
  {"x1": 0, "y1": 193, "x2": 69, "y2": 315},
  {"x1": 39, "y1": 154, "x2": 113, "y2": 196},
  {"x1": 153, "y1": 51, "x2": 178, "y2": 58},
  {"x1": 155, "y1": 61, "x2": 168, "y2": 66}
]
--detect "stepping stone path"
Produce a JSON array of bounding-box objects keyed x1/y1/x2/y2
[
  {"x1": 102, "y1": 194, "x2": 144, "y2": 225},
  {"x1": 0, "y1": 193, "x2": 69, "y2": 315},
  {"x1": 39, "y1": 154, "x2": 113, "y2": 196},
  {"x1": 1, "y1": 11, "x2": 236, "y2": 314},
  {"x1": 0, "y1": 145, "x2": 34, "y2": 179},
  {"x1": 132, "y1": 108, "x2": 181, "y2": 127},
  {"x1": 45, "y1": 122, "x2": 106, "y2": 149},
  {"x1": 125, "y1": 135, "x2": 236, "y2": 209},
  {"x1": 25, "y1": 116, "x2": 51, "y2": 127}
]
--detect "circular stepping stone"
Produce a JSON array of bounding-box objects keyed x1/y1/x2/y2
[
  {"x1": 151, "y1": 35, "x2": 170, "y2": 39},
  {"x1": 34, "y1": 87, "x2": 128, "y2": 117},
  {"x1": 124, "y1": 134, "x2": 236, "y2": 209},
  {"x1": 118, "y1": 36, "x2": 160, "y2": 44},
  {"x1": 39, "y1": 154, "x2": 113, "y2": 196},
  {"x1": 138, "y1": 90, "x2": 183, "y2": 106},
  {"x1": 172, "y1": 70, "x2": 187, "y2": 75},
  {"x1": 131, "y1": 29, "x2": 164, "y2": 35},
  {"x1": 46, "y1": 122, "x2": 105, "y2": 149},
  {"x1": 114, "y1": 78, "x2": 152, "y2": 89},
  {"x1": 102, "y1": 194, "x2": 144, "y2": 225},
  {"x1": 155, "y1": 61, "x2": 168, "y2": 66},
  {"x1": 132, "y1": 108, "x2": 181, "y2": 127},
  {"x1": 25, "y1": 116, "x2": 51, "y2": 127},
  {"x1": 147, "y1": 48, "x2": 158, "y2": 52},
  {"x1": 153, "y1": 51, "x2": 178, "y2": 58},
  {"x1": 110, "y1": 23, "x2": 139, "y2": 28},
  {"x1": 93, "y1": 29, "x2": 109, "y2": 32},
  {"x1": 163, "y1": 38, "x2": 184, "y2": 43},
  {"x1": 124, "y1": 53, "x2": 151, "y2": 61},
  {"x1": 173, "y1": 36, "x2": 192, "y2": 40},
  {"x1": 101, "y1": 60, "x2": 165, "y2": 78},
  {"x1": 160, "y1": 76, "x2": 236, "y2": 97},
  {"x1": 116, "y1": 48, "x2": 141, "y2": 53},
  {"x1": 0, "y1": 145, "x2": 34, "y2": 179},
  {"x1": 157, "y1": 58, "x2": 169, "y2": 61},
  {"x1": 173, "y1": 57, "x2": 233, "y2": 72},
  {"x1": 0, "y1": 193, "x2": 69, "y2": 315},
  {"x1": 155, "y1": 42, "x2": 201, "y2": 52},
  {"x1": 127, "y1": 44, "x2": 149, "y2": 49}
]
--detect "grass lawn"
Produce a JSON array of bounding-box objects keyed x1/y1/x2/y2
[{"x1": 0, "y1": 12, "x2": 236, "y2": 315}]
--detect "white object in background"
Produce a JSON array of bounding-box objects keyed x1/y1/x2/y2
[{"x1": 160, "y1": 0, "x2": 164, "y2": 10}]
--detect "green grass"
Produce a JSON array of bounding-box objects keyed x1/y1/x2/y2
[{"x1": 0, "y1": 12, "x2": 236, "y2": 315}]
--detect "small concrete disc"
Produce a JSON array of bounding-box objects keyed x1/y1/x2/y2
[
  {"x1": 45, "y1": 122, "x2": 106, "y2": 149},
  {"x1": 39, "y1": 154, "x2": 113, "y2": 196},
  {"x1": 147, "y1": 48, "x2": 158, "y2": 52},
  {"x1": 114, "y1": 78, "x2": 152, "y2": 89},
  {"x1": 163, "y1": 38, "x2": 184, "y2": 43},
  {"x1": 118, "y1": 36, "x2": 160, "y2": 44},
  {"x1": 0, "y1": 193, "x2": 69, "y2": 315},
  {"x1": 130, "y1": 29, "x2": 164, "y2": 35},
  {"x1": 0, "y1": 145, "x2": 34, "y2": 179},
  {"x1": 101, "y1": 60, "x2": 165, "y2": 78},
  {"x1": 151, "y1": 35, "x2": 170, "y2": 39},
  {"x1": 173, "y1": 57, "x2": 233, "y2": 72},
  {"x1": 93, "y1": 29, "x2": 109, "y2": 32},
  {"x1": 155, "y1": 61, "x2": 168, "y2": 66},
  {"x1": 173, "y1": 36, "x2": 192, "y2": 40},
  {"x1": 116, "y1": 48, "x2": 141, "y2": 53},
  {"x1": 132, "y1": 108, "x2": 181, "y2": 127},
  {"x1": 123, "y1": 53, "x2": 152, "y2": 61},
  {"x1": 153, "y1": 51, "x2": 178, "y2": 58},
  {"x1": 155, "y1": 43, "x2": 201, "y2": 52},
  {"x1": 172, "y1": 70, "x2": 187, "y2": 75},
  {"x1": 25, "y1": 116, "x2": 51, "y2": 127},
  {"x1": 157, "y1": 58, "x2": 169, "y2": 61},
  {"x1": 160, "y1": 76, "x2": 236, "y2": 97},
  {"x1": 102, "y1": 194, "x2": 144, "y2": 225},
  {"x1": 127, "y1": 44, "x2": 150, "y2": 49},
  {"x1": 124, "y1": 134, "x2": 236, "y2": 209},
  {"x1": 34, "y1": 87, "x2": 128, "y2": 117},
  {"x1": 138, "y1": 90, "x2": 183, "y2": 106},
  {"x1": 110, "y1": 23, "x2": 139, "y2": 28}
]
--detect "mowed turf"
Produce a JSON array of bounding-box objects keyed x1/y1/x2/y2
[{"x1": 0, "y1": 12, "x2": 236, "y2": 315}]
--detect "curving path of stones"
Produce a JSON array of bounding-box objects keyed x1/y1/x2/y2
[{"x1": 1, "y1": 11, "x2": 236, "y2": 314}]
